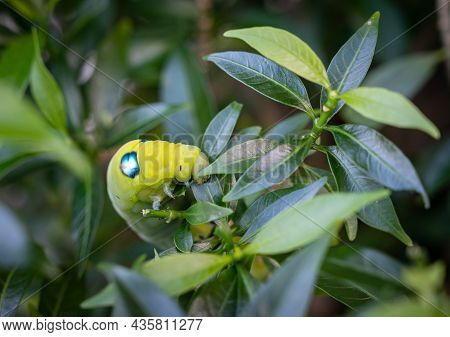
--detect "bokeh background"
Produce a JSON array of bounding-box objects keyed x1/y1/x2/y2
[{"x1": 0, "y1": 0, "x2": 449, "y2": 316}]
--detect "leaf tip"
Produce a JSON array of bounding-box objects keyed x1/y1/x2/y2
[{"x1": 368, "y1": 11, "x2": 380, "y2": 26}]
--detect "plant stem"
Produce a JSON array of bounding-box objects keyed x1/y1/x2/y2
[
  {"x1": 309, "y1": 90, "x2": 339, "y2": 142},
  {"x1": 142, "y1": 209, "x2": 183, "y2": 222}
]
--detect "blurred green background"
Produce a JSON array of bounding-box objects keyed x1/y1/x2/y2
[{"x1": 0, "y1": 0, "x2": 448, "y2": 316}]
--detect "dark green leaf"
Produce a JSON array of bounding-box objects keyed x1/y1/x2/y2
[
  {"x1": 30, "y1": 30, "x2": 67, "y2": 131},
  {"x1": 104, "y1": 103, "x2": 181, "y2": 148},
  {"x1": 0, "y1": 149, "x2": 34, "y2": 181},
  {"x1": 318, "y1": 246, "x2": 409, "y2": 310},
  {"x1": 72, "y1": 169, "x2": 105, "y2": 274},
  {"x1": 223, "y1": 142, "x2": 310, "y2": 202},
  {"x1": 242, "y1": 234, "x2": 330, "y2": 316},
  {"x1": 81, "y1": 284, "x2": 115, "y2": 309},
  {"x1": 328, "y1": 124, "x2": 429, "y2": 207},
  {"x1": 0, "y1": 270, "x2": 32, "y2": 317},
  {"x1": 0, "y1": 203, "x2": 31, "y2": 268},
  {"x1": 241, "y1": 178, "x2": 326, "y2": 243},
  {"x1": 264, "y1": 113, "x2": 310, "y2": 141},
  {"x1": 160, "y1": 47, "x2": 215, "y2": 140},
  {"x1": 321, "y1": 12, "x2": 379, "y2": 116},
  {"x1": 201, "y1": 102, "x2": 242, "y2": 159},
  {"x1": 237, "y1": 186, "x2": 303, "y2": 231},
  {"x1": 302, "y1": 165, "x2": 338, "y2": 191},
  {"x1": 244, "y1": 190, "x2": 389, "y2": 255},
  {"x1": 206, "y1": 51, "x2": 311, "y2": 112},
  {"x1": 224, "y1": 27, "x2": 330, "y2": 88},
  {"x1": 200, "y1": 139, "x2": 275, "y2": 176},
  {"x1": 0, "y1": 34, "x2": 34, "y2": 93},
  {"x1": 236, "y1": 266, "x2": 258, "y2": 316},
  {"x1": 38, "y1": 270, "x2": 86, "y2": 316},
  {"x1": 340, "y1": 87, "x2": 440, "y2": 139},
  {"x1": 416, "y1": 137, "x2": 450, "y2": 197},
  {"x1": 174, "y1": 223, "x2": 193, "y2": 253},
  {"x1": 184, "y1": 202, "x2": 233, "y2": 225},
  {"x1": 191, "y1": 176, "x2": 224, "y2": 204},
  {"x1": 192, "y1": 267, "x2": 237, "y2": 316},
  {"x1": 110, "y1": 266, "x2": 184, "y2": 317},
  {"x1": 327, "y1": 146, "x2": 411, "y2": 245},
  {"x1": 140, "y1": 253, "x2": 232, "y2": 296},
  {"x1": 229, "y1": 126, "x2": 262, "y2": 147}
]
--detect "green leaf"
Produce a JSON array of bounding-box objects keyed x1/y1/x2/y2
[
  {"x1": 0, "y1": 269, "x2": 32, "y2": 317},
  {"x1": 224, "y1": 27, "x2": 330, "y2": 88},
  {"x1": 264, "y1": 113, "x2": 310, "y2": 141},
  {"x1": 243, "y1": 190, "x2": 389, "y2": 255},
  {"x1": 318, "y1": 246, "x2": 408, "y2": 310},
  {"x1": 223, "y1": 142, "x2": 310, "y2": 202},
  {"x1": 201, "y1": 102, "x2": 242, "y2": 159},
  {"x1": 206, "y1": 51, "x2": 311, "y2": 112},
  {"x1": 0, "y1": 202, "x2": 31, "y2": 268},
  {"x1": 242, "y1": 234, "x2": 330, "y2": 316},
  {"x1": 200, "y1": 139, "x2": 275, "y2": 176},
  {"x1": 345, "y1": 215, "x2": 358, "y2": 241},
  {"x1": 236, "y1": 266, "x2": 258, "y2": 315},
  {"x1": 340, "y1": 87, "x2": 440, "y2": 139},
  {"x1": 328, "y1": 124, "x2": 429, "y2": 207},
  {"x1": 237, "y1": 187, "x2": 296, "y2": 231},
  {"x1": 173, "y1": 223, "x2": 193, "y2": 253},
  {"x1": 0, "y1": 34, "x2": 35, "y2": 93},
  {"x1": 417, "y1": 137, "x2": 450, "y2": 197},
  {"x1": 241, "y1": 178, "x2": 326, "y2": 243},
  {"x1": 183, "y1": 202, "x2": 233, "y2": 225},
  {"x1": 81, "y1": 284, "x2": 116, "y2": 309},
  {"x1": 364, "y1": 50, "x2": 444, "y2": 97},
  {"x1": 327, "y1": 146, "x2": 411, "y2": 245},
  {"x1": 193, "y1": 267, "x2": 238, "y2": 316},
  {"x1": 302, "y1": 165, "x2": 338, "y2": 192},
  {"x1": 228, "y1": 126, "x2": 262, "y2": 147},
  {"x1": 104, "y1": 103, "x2": 181, "y2": 148},
  {"x1": 71, "y1": 169, "x2": 105, "y2": 274},
  {"x1": 0, "y1": 85, "x2": 91, "y2": 180},
  {"x1": 140, "y1": 253, "x2": 232, "y2": 296},
  {"x1": 191, "y1": 176, "x2": 224, "y2": 204},
  {"x1": 38, "y1": 269, "x2": 86, "y2": 316},
  {"x1": 160, "y1": 47, "x2": 215, "y2": 140},
  {"x1": 342, "y1": 51, "x2": 445, "y2": 130},
  {"x1": 321, "y1": 12, "x2": 379, "y2": 116},
  {"x1": 110, "y1": 266, "x2": 184, "y2": 317},
  {"x1": 0, "y1": 149, "x2": 34, "y2": 181},
  {"x1": 30, "y1": 30, "x2": 67, "y2": 131}
]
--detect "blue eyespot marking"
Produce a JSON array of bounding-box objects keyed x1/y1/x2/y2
[{"x1": 120, "y1": 152, "x2": 139, "y2": 178}]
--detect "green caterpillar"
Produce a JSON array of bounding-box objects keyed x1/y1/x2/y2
[{"x1": 107, "y1": 139, "x2": 209, "y2": 246}]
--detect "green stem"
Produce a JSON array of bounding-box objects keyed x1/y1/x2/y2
[
  {"x1": 309, "y1": 90, "x2": 339, "y2": 142},
  {"x1": 142, "y1": 209, "x2": 183, "y2": 222}
]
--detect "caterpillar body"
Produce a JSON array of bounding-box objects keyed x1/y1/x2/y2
[{"x1": 107, "y1": 139, "x2": 209, "y2": 246}]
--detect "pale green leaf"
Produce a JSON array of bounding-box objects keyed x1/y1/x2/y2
[
  {"x1": 244, "y1": 190, "x2": 389, "y2": 255},
  {"x1": 340, "y1": 87, "x2": 440, "y2": 139},
  {"x1": 224, "y1": 27, "x2": 330, "y2": 88},
  {"x1": 141, "y1": 253, "x2": 232, "y2": 296},
  {"x1": 30, "y1": 30, "x2": 67, "y2": 131}
]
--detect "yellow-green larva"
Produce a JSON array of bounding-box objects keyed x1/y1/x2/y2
[{"x1": 107, "y1": 139, "x2": 209, "y2": 246}]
